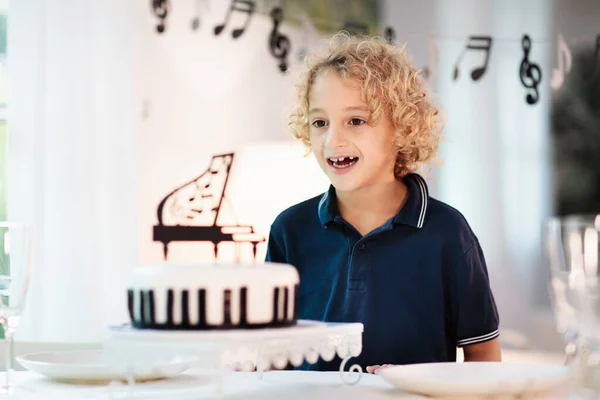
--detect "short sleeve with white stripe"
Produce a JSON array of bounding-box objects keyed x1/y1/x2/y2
[{"x1": 451, "y1": 239, "x2": 500, "y2": 348}]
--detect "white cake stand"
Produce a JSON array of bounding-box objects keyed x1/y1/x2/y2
[{"x1": 102, "y1": 320, "x2": 364, "y2": 395}]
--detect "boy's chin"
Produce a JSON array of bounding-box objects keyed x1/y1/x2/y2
[{"x1": 329, "y1": 178, "x2": 362, "y2": 193}]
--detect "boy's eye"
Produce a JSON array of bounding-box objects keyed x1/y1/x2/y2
[
  {"x1": 350, "y1": 118, "x2": 365, "y2": 126},
  {"x1": 312, "y1": 120, "x2": 327, "y2": 128}
]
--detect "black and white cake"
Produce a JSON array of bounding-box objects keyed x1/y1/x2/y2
[{"x1": 127, "y1": 263, "x2": 300, "y2": 330}]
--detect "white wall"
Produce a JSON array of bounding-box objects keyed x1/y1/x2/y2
[{"x1": 137, "y1": 1, "x2": 329, "y2": 264}]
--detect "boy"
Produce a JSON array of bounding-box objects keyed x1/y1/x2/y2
[{"x1": 265, "y1": 33, "x2": 501, "y2": 373}]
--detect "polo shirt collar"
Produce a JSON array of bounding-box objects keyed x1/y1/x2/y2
[
  {"x1": 392, "y1": 173, "x2": 429, "y2": 228},
  {"x1": 317, "y1": 185, "x2": 339, "y2": 226},
  {"x1": 317, "y1": 173, "x2": 429, "y2": 229}
]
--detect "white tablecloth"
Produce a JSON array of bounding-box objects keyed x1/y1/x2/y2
[{"x1": 2, "y1": 369, "x2": 590, "y2": 400}]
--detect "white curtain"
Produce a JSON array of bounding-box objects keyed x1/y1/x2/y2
[
  {"x1": 433, "y1": 0, "x2": 554, "y2": 344},
  {"x1": 7, "y1": 0, "x2": 142, "y2": 342},
  {"x1": 383, "y1": 0, "x2": 556, "y2": 346}
]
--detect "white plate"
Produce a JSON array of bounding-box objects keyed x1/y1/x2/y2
[
  {"x1": 377, "y1": 362, "x2": 574, "y2": 397},
  {"x1": 17, "y1": 350, "x2": 196, "y2": 383}
]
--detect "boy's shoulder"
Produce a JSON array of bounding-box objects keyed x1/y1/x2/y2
[
  {"x1": 426, "y1": 196, "x2": 470, "y2": 225},
  {"x1": 425, "y1": 195, "x2": 477, "y2": 245}
]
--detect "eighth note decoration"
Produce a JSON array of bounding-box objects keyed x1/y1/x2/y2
[
  {"x1": 519, "y1": 34, "x2": 542, "y2": 105},
  {"x1": 550, "y1": 34, "x2": 572, "y2": 90},
  {"x1": 214, "y1": 0, "x2": 255, "y2": 39},
  {"x1": 153, "y1": 153, "x2": 265, "y2": 261},
  {"x1": 453, "y1": 36, "x2": 493, "y2": 82},
  {"x1": 269, "y1": 7, "x2": 291, "y2": 73},
  {"x1": 151, "y1": 0, "x2": 170, "y2": 34}
]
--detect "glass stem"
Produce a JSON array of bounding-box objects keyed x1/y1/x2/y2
[{"x1": 4, "y1": 323, "x2": 13, "y2": 390}]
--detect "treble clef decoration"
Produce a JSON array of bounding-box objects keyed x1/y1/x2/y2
[
  {"x1": 519, "y1": 34, "x2": 542, "y2": 105},
  {"x1": 269, "y1": 7, "x2": 290, "y2": 73},
  {"x1": 150, "y1": 0, "x2": 170, "y2": 34}
]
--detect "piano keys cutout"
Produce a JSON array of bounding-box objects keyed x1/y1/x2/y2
[
  {"x1": 224, "y1": 289, "x2": 233, "y2": 325},
  {"x1": 153, "y1": 153, "x2": 265, "y2": 261},
  {"x1": 128, "y1": 286, "x2": 298, "y2": 330},
  {"x1": 240, "y1": 287, "x2": 248, "y2": 324},
  {"x1": 283, "y1": 286, "x2": 289, "y2": 320},
  {"x1": 181, "y1": 290, "x2": 190, "y2": 325},
  {"x1": 272, "y1": 287, "x2": 280, "y2": 324},
  {"x1": 166, "y1": 289, "x2": 174, "y2": 325}
]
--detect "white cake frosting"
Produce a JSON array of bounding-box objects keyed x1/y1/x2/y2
[{"x1": 127, "y1": 263, "x2": 300, "y2": 329}]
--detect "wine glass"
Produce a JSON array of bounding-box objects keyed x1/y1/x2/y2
[
  {"x1": 0, "y1": 222, "x2": 33, "y2": 394},
  {"x1": 545, "y1": 215, "x2": 600, "y2": 388},
  {"x1": 545, "y1": 217, "x2": 586, "y2": 364}
]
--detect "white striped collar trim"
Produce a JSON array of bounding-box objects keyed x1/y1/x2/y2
[
  {"x1": 318, "y1": 191, "x2": 328, "y2": 213},
  {"x1": 392, "y1": 173, "x2": 429, "y2": 229},
  {"x1": 412, "y1": 174, "x2": 428, "y2": 229},
  {"x1": 317, "y1": 188, "x2": 336, "y2": 226},
  {"x1": 456, "y1": 329, "x2": 500, "y2": 347}
]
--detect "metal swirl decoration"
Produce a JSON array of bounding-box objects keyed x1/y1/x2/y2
[{"x1": 339, "y1": 356, "x2": 363, "y2": 385}]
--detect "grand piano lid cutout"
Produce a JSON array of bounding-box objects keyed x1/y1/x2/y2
[{"x1": 153, "y1": 152, "x2": 265, "y2": 261}]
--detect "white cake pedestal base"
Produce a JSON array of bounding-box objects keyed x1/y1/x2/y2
[{"x1": 103, "y1": 320, "x2": 364, "y2": 397}]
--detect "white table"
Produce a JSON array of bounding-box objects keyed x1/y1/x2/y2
[{"x1": 2, "y1": 369, "x2": 590, "y2": 400}]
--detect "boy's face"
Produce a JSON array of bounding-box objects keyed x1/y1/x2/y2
[{"x1": 308, "y1": 70, "x2": 397, "y2": 193}]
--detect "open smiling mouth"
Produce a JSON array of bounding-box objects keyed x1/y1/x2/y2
[{"x1": 327, "y1": 156, "x2": 359, "y2": 169}]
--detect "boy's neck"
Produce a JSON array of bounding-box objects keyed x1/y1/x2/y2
[{"x1": 335, "y1": 177, "x2": 408, "y2": 236}]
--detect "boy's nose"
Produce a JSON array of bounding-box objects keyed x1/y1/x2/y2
[{"x1": 325, "y1": 125, "x2": 347, "y2": 148}]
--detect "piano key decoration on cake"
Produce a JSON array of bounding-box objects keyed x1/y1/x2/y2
[
  {"x1": 153, "y1": 153, "x2": 265, "y2": 261},
  {"x1": 127, "y1": 284, "x2": 299, "y2": 329}
]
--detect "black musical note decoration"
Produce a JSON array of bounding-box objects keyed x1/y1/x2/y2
[
  {"x1": 453, "y1": 36, "x2": 493, "y2": 81},
  {"x1": 214, "y1": 0, "x2": 255, "y2": 39},
  {"x1": 590, "y1": 34, "x2": 600, "y2": 82},
  {"x1": 150, "y1": 0, "x2": 170, "y2": 34},
  {"x1": 269, "y1": 7, "x2": 291, "y2": 73},
  {"x1": 519, "y1": 34, "x2": 542, "y2": 105},
  {"x1": 341, "y1": 21, "x2": 369, "y2": 36},
  {"x1": 153, "y1": 153, "x2": 265, "y2": 261},
  {"x1": 384, "y1": 26, "x2": 396, "y2": 44}
]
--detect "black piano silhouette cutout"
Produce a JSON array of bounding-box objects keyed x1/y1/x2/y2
[{"x1": 153, "y1": 153, "x2": 265, "y2": 261}]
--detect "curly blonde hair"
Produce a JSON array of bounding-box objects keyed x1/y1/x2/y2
[{"x1": 289, "y1": 32, "x2": 443, "y2": 178}]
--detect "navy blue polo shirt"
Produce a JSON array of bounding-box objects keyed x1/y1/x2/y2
[{"x1": 265, "y1": 173, "x2": 499, "y2": 371}]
